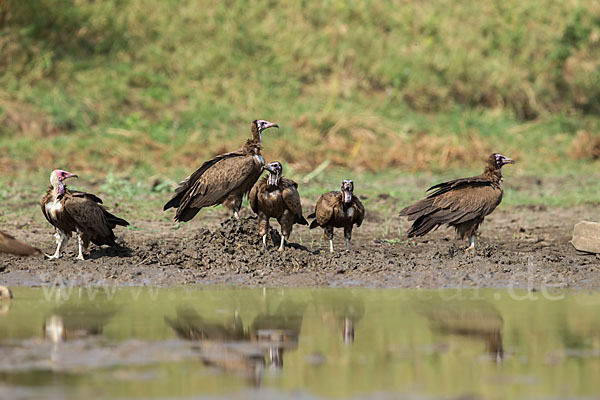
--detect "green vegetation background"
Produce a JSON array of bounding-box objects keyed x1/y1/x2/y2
[{"x1": 1, "y1": 0, "x2": 600, "y2": 207}]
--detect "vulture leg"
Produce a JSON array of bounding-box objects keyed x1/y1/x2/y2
[
  {"x1": 234, "y1": 210, "x2": 240, "y2": 220},
  {"x1": 277, "y1": 234, "x2": 285, "y2": 252},
  {"x1": 344, "y1": 225, "x2": 353, "y2": 252},
  {"x1": 76, "y1": 229, "x2": 85, "y2": 261},
  {"x1": 466, "y1": 235, "x2": 475, "y2": 251},
  {"x1": 324, "y1": 227, "x2": 334, "y2": 253},
  {"x1": 223, "y1": 194, "x2": 243, "y2": 220},
  {"x1": 277, "y1": 212, "x2": 294, "y2": 253},
  {"x1": 258, "y1": 215, "x2": 269, "y2": 248},
  {"x1": 46, "y1": 230, "x2": 68, "y2": 259}
]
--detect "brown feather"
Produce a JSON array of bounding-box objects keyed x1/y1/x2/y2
[
  {"x1": 399, "y1": 153, "x2": 509, "y2": 240},
  {"x1": 164, "y1": 120, "x2": 277, "y2": 222},
  {"x1": 249, "y1": 175, "x2": 307, "y2": 246}
]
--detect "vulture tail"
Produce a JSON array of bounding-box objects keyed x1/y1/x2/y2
[
  {"x1": 104, "y1": 210, "x2": 129, "y2": 227},
  {"x1": 406, "y1": 215, "x2": 440, "y2": 237},
  {"x1": 163, "y1": 193, "x2": 183, "y2": 211}
]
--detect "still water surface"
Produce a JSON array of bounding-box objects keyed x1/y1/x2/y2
[{"x1": 0, "y1": 287, "x2": 599, "y2": 399}]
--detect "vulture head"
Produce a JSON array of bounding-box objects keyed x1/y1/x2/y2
[
  {"x1": 489, "y1": 153, "x2": 514, "y2": 174},
  {"x1": 341, "y1": 180, "x2": 354, "y2": 204},
  {"x1": 50, "y1": 169, "x2": 78, "y2": 195},
  {"x1": 265, "y1": 161, "x2": 283, "y2": 186},
  {"x1": 251, "y1": 119, "x2": 279, "y2": 146}
]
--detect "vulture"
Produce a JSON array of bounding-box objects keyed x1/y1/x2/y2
[
  {"x1": 41, "y1": 170, "x2": 129, "y2": 260},
  {"x1": 0, "y1": 231, "x2": 41, "y2": 256},
  {"x1": 163, "y1": 119, "x2": 279, "y2": 221},
  {"x1": 249, "y1": 161, "x2": 308, "y2": 251},
  {"x1": 308, "y1": 180, "x2": 365, "y2": 253},
  {"x1": 399, "y1": 153, "x2": 514, "y2": 249}
]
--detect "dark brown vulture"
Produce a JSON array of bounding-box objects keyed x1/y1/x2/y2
[
  {"x1": 163, "y1": 119, "x2": 279, "y2": 221},
  {"x1": 41, "y1": 169, "x2": 129, "y2": 260},
  {"x1": 399, "y1": 153, "x2": 514, "y2": 250},
  {"x1": 0, "y1": 231, "x2": 41, "y2": 256},
  {"x1": 308, "y1": 180, "x2": 365, "y2": 253},
  {"x1": 248, "y1": 161, "x2": 308, "y2": 251}
]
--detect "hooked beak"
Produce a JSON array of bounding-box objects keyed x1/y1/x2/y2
[
  {"x1": 263, "y1": 164, "x2": 277, "y2": 174},
  {"x1": 64, "y1": 172, "x2": 79, "y2": 180},
  {"x1": 502, "y1": 157, "x2": 515, "y2": 165},
  {"x1": 262, "y1": 122, "x2": 279, "y2": 132}
]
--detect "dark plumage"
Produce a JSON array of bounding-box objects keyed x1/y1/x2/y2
[
  {"x1": 308, "y1": 180, "x2": 365, "y2": 253},
  {"x1": 249, "y1": 161, "x2": 308, "y2": 251},
  {"x1": 41, "y1": 170, "x2": 129, "y2": 260},
  {"x1": 0, "y1": 231, "x2": 41, "y2": 256},
  {"x1": 163, "y1": 119, "x2": 279, "y2": 222},
  {"x1": 399, "y1": 153, "x2": 514, "y2": 249}
]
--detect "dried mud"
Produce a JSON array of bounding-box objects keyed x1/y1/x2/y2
[{"x1": 1, "y1": 205, "x2": 599, "y2": 289}]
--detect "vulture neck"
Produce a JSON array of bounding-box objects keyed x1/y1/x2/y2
[
  {"x1": 483, "y1": 163, "x2": 503, "y2": 183},
  {"x1": 52, "y1": 182, "x2": 66, "y2": 197}
]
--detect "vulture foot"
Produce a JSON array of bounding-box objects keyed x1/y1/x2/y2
[
  {"x1": 465, "y1": 235, "x2": 476, "y2": 251},
  {"x1": 262, "y1": 234, "x2": 268, "y2": 248},
  {"x1": 234, "y1": 211, "x2": 240, "y2": 220},
  {"x1": 329, "y1": 239, "x2": 334, "y2": 253},
  {"x1": 45, "y1": 253, "x2": 61, "y2": 260},
  {"x1": 76, "y1": 253, "x2": 85, "y2": 261},
  {"x1": 345, "y1": 238, "x2": 351, "y2": 252},
  {"x1": 277, "y1": 234, "x2": 285, "y2": 252}
]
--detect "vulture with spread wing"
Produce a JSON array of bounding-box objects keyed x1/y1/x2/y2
[
  {"x1": 0, "y1": 231, "x2": 41, "y2": 256},
  {"x1": 308, "y1": 180, "x2": 365, "y2": 253},
  {"x1": 249, "y1": 161, "x2": 308, "y2": 251},
  {"x1": 399, "y1": 153, "x2": 514, "y2": 249},
  {"x1": 163, "y1": 119, "x2": 279, "y2": 221},
  {"x1": 41, "y1": 170, "x2": 129, "y2": 260}
]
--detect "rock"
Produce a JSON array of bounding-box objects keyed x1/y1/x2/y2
[
  {"x1": 572, "y1": 221, "x2": 600, "y2": 253},
  {"x1": 0, "y1": 285, "x2": 13, "y2": 300}
]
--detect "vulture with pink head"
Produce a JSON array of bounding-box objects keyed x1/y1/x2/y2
[{"x1": 41, "y1": 170, "x2": 129, "y2": 260}]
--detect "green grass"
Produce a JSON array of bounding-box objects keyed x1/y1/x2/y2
[{"x1": 0, "y1": 0, "x2": 599, "y2": 208}]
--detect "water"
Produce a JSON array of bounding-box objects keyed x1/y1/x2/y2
[{"x1": 0, "y1": 287, "x2": 599, "y2": 399}]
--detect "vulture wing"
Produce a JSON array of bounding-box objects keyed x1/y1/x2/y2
[
  {"x1": 163, "y1": 150, "x2": 247, "y2": 211},
  {"x1": 0, "y1": 231, "x2": 41, "y2": 256},
  {"x1": 310, "y1": 191, "x2": 338, "y2": 228},
  {"x1": 401, "y1": 183, "x2": 502, "y2": 237},
  {"x1": 64, "y1": 195, "x2": 117, "y2": 246},
  {"x1": 426, "y1": 176, "x2": 492, "y2": 198},
  {"x1": 40, "y1": 189, "x2": 54, "y2": 226},
  {"x1": 352, "y1": 197, "x2": 365, "y2": 227},
  {"x1": 177, "y1": 153, "x2": 258, "y2": 211},
  {"x1": 249, "y1": 177, "x2": 265, "y2": 214},
  {"x1": 281, "y1": 178, "x2": 308, "y2": 225}
]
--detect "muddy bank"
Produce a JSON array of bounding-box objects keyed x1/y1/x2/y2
[{"x1": 1, "y1": 205, "x2": 599, "y2": 289}]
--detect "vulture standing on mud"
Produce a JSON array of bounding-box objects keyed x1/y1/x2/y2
[
  {"x1": 308, "y1": 180, "x2": 365, "y2": 253},
  {"x1": 249, "y1": 161, "x2": 308, "y2": 251},
  {"x1": 399, "y1": 153, "x2": 514, "y2": 250},
  {"x1": 163, "y1": 119, "x2": 279, "y2": 221},
  {"x1": 0, "y1": 231, "x2": 41, "y2": 256},
  {"x1": 41, "y1": 170, "x2": 130, "y2": 260}
]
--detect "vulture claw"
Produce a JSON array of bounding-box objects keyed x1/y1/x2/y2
[{"x1": 45, "y1": 253, "x2": 60, "y2": 260}]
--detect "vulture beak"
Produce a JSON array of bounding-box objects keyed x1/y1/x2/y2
[
  {"x1": 261, "y1": 121, "x2": 279, "y2": 132},
  {"x1": 502, "y1": 157, "x2": 515, "y2": 165},
  {"x1": 264, "y1": 164, "x2": 277, "y2": 174},
  {"x1": 64, "y1": 172, "x2": 79, "y2": 180}
]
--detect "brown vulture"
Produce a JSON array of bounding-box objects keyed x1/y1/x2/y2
[
  {"x1": 41, "y1": 170, "x2": 129, "y2": 260},
  {"x1": 248, "y1": 161, "x2": 308, "y2": 251},
  {"x1": 163, "y1": 119, "x2": 279, "y2": 221},
  {"x1": 399, "y1": 153, "x2": 514, "y2": 249},
  {"x1": 0, "y1": 231, "x2": 41, "y2": 256},
  {"x1": 308, "y1": 180, "x2": 365, "y2": 253}
]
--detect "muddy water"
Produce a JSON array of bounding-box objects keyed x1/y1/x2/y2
[{"x1": 0, "y1": 287, "x2": 599, "y2": 399}]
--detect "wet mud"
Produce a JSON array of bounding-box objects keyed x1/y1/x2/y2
[{"x1": 1, "y1": 205, "x2": 599, "y2": 289}]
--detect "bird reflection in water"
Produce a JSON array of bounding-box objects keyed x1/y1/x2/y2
[
  {"x1": 419, "y1": 299, "x2": 504, "y2": 362},
  {"x1": 165, "y1": 301, "x2": 304, "y2": 386},
  {"x1": 43, "y1": 307, "x2": 115, "y2": 343},
  {"x1": 314, "y1": 291, "x2": 364, "y2": 345}
]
